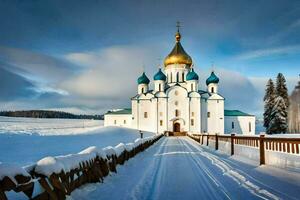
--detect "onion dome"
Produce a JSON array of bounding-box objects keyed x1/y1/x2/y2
[
  {"x1": 206, "y1": 71, "x2": 219, "y2": 85},
  {"x1": 137, "y1": 72, "x2": 150, "y2": 84},
  {"x1": 154, "y1": 68, "x2": 167, "y2": 81},
  {"x1": 186, "y1": 68, "x2": 199, "y2": 81},
  {"x1": 164, "y1": 30, "x2": 192, "y2": 67}
]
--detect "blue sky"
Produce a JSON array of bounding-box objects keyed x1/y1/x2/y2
[{"x1": 0, "y1": 0, "x2": 299, "y2": 117}]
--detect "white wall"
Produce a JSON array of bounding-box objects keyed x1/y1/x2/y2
[
  {"x1": 167, "y1": 86, "x2": 189, "y2": 132},
  {"x1": 189, "y1": 96, "x2": 201, "y2": 133},
  {"x1": 104, "y1": 114, "x2": 132, "y2": 128},
  {"x1": 225, "y1": 116, "x2": 255, "y2": 135},
  {"x1": 207, "y1": 95, "x2": 224, "y2": 134}
]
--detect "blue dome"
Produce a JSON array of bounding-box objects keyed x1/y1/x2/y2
[
  {"x1": 206, "y1": 71, "x2": 219, "y2": 85},
  {"x1": 137, "y1": 72, "x2": 150, "y2": 84},
  {"x1": 186, "y1": 68, "x2": 199, "y2": 81},
  {"x1": 154, "y1": 68, "x2": 166, "y2": 81}
]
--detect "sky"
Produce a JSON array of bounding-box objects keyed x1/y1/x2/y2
[{"x1": 0, "y1": 0, "x2": 300, "y2": 117}]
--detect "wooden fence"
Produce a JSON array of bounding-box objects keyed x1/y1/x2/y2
[
  {"x1": 0, "y1": 135, "x2": 163, "y2": 200},
  {"x1": 188, "y1": 134, "x2": 300, "y2": 165}
]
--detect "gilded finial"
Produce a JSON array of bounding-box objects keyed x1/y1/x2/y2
[{"x1": 175, "y1": 21, "x2": 181, "y2": 42}]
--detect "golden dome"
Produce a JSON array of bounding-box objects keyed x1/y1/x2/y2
[{"x1": 164, "y1": 30, "x2": 192, "y2": 67}]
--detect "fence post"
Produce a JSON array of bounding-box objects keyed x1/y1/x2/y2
[
  {"x1": 259, "y1": 135, "x2": 265, "y2": 165},
  {"x1": 231, "y1": 134, "x2": 235, "y2": 155},
  {"x1": 215, "y1": 134, "x2": 218, "y2": 150},
  {"x1": 207, "y1": 135, "x2": 209, "y2": 146}
]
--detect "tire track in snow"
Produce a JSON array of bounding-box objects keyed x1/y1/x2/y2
[
  {"x1": 175, "y1": 138, "x2": 232, "y2": 200},
  {"x1": 129, "y1": 137, "x2": 169, "y2": 200},
  {"x1": 182, "y1": 137, "x2": 280, "y2": 200}
]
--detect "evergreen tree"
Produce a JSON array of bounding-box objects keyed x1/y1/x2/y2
[
  {"x1": 276, "y1": 73, "x2": 289, "y2": 107},
  {"x1": 263, "y1": 79, "x2": 276, "y2": 134},
  {"x1": 269, "y1": 96, "x2": 288, "y2": 134}
]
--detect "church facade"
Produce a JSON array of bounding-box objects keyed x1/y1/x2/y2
[{"x1": 104, "y1": 29, "x2": 255, "y2": 135}]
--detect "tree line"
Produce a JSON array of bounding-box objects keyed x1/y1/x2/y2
[
  {"x1": 0, "y1": 110, "x2": 104, "y2": 120},
  {"x1": 263, "y1": 73, "x2": 289, "y2": 134}
]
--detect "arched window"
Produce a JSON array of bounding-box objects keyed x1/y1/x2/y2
[
  {"x1": 182, "y1": 73, "x2": 185, "y2": 82},
  {"x1": 211, "y1": 87, "x2": 214, "y2": 93},
  {"x1": 170, "y1": 73, "x2": 173, "y2": 82},
  {"x1": 191, "y1": 84, "x2": 194, "y2": 91},
  {"x1": 176, "y1": 72, "x2": 179, "y2": 82},
  {"x1": 141, "y1": 88, "x2": 144, "y2": 93},
  {"x1": 159, "y1": 84, "x2": 161, "y2": 91},
  {"x1": 175, "y1": 109, "x2": 180, "y2": 117}
]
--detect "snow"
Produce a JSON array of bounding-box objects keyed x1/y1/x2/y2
[
  {"x1": 0, "y1": 117, "x2": 154, "y2": 166},
  {"x1": 113, "y1": 143, "x2": 126, "y2": 157},
  {"x1": 78, "y1": 146, "x2": 107, "y2": 159},
  {"x1": 68, "y1": 137, "x2": 300, "y2": 200},
  {"x1": 0, "y1": 116, "x2": 103, "y2": 136},
  {"x1": 0, "y1": 163, "x2": 30, "y2": 184}
]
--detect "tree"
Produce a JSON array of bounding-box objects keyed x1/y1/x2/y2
[
  {"x1": 276, "y1": 73, "x2": 289, "y2": 108},
  {"x1": 263, "y1": 79, "x2": 276, "y2": 134},
  {"x1": 269, "y1": 96, "x2": 288, "y2": 134}
]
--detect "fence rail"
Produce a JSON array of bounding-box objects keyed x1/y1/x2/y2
[
  {"x1": 188, "y1": 134, "x2": 300, "y2": 165},
  {"x1": 0, "y1": 135, "x2": 163, "y2": 200}
]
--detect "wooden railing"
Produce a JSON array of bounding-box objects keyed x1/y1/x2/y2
[
  {"x1": 0, "y1": 135, "x2": 163, "y2": 200},
  {"x1": 188, "y1": 134, "x2": 300, "y2": 165}
]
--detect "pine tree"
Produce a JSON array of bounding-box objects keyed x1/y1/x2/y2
[
  {"x1": 269, "y1": 96, "x2": 288, "y2": 134},
  {"x1": 263, "y1": 79, "x2": 276, "y2": 134},
  {"x1": 276, "y1": 73, "x2": 289, "y2": 107}
]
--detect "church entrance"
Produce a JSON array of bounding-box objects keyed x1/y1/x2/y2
[{"x1": 173, "y1": 122, "x2": 180, "y2": 132}]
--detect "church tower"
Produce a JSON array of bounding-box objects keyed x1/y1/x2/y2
[{"x1": 164, "y1": 23, "x2": 192, "y2": 86}]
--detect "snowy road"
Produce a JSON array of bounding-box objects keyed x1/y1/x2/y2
[{"x1": 69, "y1": 137, "x2": 300, "y2": 200}]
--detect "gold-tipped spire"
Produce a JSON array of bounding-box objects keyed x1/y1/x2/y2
[{"x1": 164, "y1": 21, "x2": 192, "y2": 67}]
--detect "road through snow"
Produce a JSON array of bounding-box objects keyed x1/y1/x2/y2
[{"x1": 69, "y1": 137, "x2": 300, "y2": 200}]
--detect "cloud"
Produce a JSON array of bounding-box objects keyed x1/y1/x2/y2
[
  {"x1": 0, "y1": 65, "x2": 36, "y2": 101},
  {"x1": 62, "y1": 45, "x2": 159, "y2": 99},
  {"x1": 0, "y1": 46, "x2": 77, "y2": 84},
  {"x1": 235, "y1": 45, "x2": 300, "y2": 60}
]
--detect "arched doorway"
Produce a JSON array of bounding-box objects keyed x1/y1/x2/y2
[{"x1": 173, "y1": 122, "x2": 180, "y2": 132}]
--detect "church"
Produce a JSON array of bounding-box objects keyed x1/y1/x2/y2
[{"x1": 104, "y1": 27, "x2": 255, "y2": 135}]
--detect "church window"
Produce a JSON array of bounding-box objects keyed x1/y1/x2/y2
[
  {"x1": 191, "y1": 119, "x2": 194, "y2": 126},
  {"x1": 160, "y1": 120, "x2": 163, "y2": 126},
  {"x1": 211, "y1": 87, "x2": 214, "y2": 93},
  {"x1": 175, "y1": 101, "x2": 178, "y2": 106},
  {"x1": 207, "y1": 112, "x2": 210, "y2": 118},
  {"x1": 124, "y1": 120, "x2": 126, "y2": 124},
  {"x1": 159, "y1": 84, "x2": 161, "y2": 91},
  {"x1": 191, "y1": 84, "x2": 194, "y2": 91},
  {"x1": 249, "y1": 122, "x2": 252, "y2": 132},
  {"x1": 175, "y1": 109, "x2": 180, "y2": 117},
  {"x1": 114, "y1": 120, "x2": 117, "y2": 124},
  {"x1": 192, "y1": 112, "x2": 194, "y2": 117},
  {"x1": 175, "y1": 90, "x2": 178, "y2": 96},
  {"x1": 141, "y1": 88, "x2": 144, "y2": 93},
  {"x1": 176, "y1": 72, "x2": 179, "y2": 82},
  {"x1": 182, "y1": 73, "x2": 185, "y2": 81},
  {"x1": 232, "y1": 122, "x2": 234, "y2": 129},
  {"x1": 170, "y1": 73, "x2": 173, "y2": 82},
  {"x1": 217, "y1": 100, "x2": 219, "y2": 103},
  {"x1": 144, "y1": 112, "x2": 148, "y2": 118}
]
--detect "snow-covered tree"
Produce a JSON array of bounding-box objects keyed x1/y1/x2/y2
[
  {"x1": 276, "y1": 73, "x2": 289, "y2": 108},
  {"x1": 263, "y1": 79, "x2": 276, "y2": 133},
  {"x1": 269, "y1": 96, "x2": 288, "y2": 134}
]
